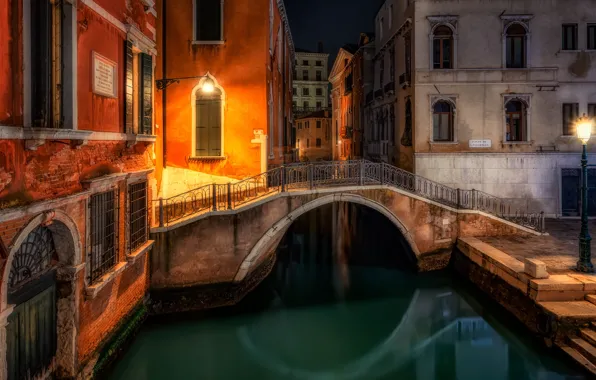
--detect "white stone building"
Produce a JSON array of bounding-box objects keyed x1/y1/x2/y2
[
  {"x1": 375, "y1": 0, "x2": 596, "y2": 217},
  {"x1": 293, "y1": 48, "x2": 330, "y2": 116}
]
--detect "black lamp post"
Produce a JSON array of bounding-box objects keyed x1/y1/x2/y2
[{"x1": 576, "y1": 113, "x2": 594, "y2": 273}]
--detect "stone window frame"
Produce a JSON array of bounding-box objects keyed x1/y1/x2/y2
[
  {"x1": 192, "y1": 0, "x2": 225, "y2": 45},
  {"x1": 501, "y1": 15, "x2": 533, "y2": 69},
  {"x1": 190, "y1": 73, "x2": 226, "y2": 160},
  {"x1": 502, "y1": 94, "x2": 532, "y2": 144},
  {"x1": 429, "y1": 94, "x2": 458, "y2": 144},
  {"x1": 427, "y1": 16, "x2": 458, "y2": 70}
]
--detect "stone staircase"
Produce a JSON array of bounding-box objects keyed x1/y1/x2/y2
[{"x1": 558, "y1": 295, "x2": 596, "y2": 375}]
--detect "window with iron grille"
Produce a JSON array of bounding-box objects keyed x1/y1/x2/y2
[
  {"x1": 88, "y1": 190, "x2": 118, "y2": 283},
  {"x1": 128, "y1": 181, "x2": 148, "y2": 253}
]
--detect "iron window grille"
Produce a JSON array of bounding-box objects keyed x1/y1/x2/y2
[
  {"x1": 88, "y1": 190, "x2": 119, "y2": 284},
  {"x1": 128, "y1": 181, "x2": 148, "y2": 253}
]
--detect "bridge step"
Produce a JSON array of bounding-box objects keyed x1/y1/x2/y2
[
  {"x1": 586, "y1": 294, "x2": 596, "y2": 307},
  {"x1": 559, "y1": 344, "x2": 596, "y2": 375}
]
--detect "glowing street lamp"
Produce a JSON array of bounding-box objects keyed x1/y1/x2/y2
[
  {"x1": 202, "y1": 77, "x2": 215, "y2": 93},
  {"x1": 576, "y1": 114, "x2": 594, "y2": 273}
]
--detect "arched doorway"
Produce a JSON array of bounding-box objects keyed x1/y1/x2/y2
[
  {"x1": 6, "y1": 225, "x2": 58, "y2": 380},
  {"x1": 3, "y1": 212, "x2": 81, "y2": 380}
]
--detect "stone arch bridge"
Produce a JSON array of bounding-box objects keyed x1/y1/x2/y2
[{"x1": 149, "y1": 161, "x2": 544, "y2": 313}]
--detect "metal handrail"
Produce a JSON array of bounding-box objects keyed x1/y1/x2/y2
[{"x1": 154, "y1": 160, "x2": 545, "y2": 232}]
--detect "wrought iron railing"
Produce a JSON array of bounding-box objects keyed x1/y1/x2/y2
[{"x1": 154, "y1": 160, "x2": 545, "y2": 232}]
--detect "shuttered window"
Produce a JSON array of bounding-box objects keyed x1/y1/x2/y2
[
  {"x1": 196, "y1": 91, "x2": 222, "y2": 157},
  {"x1": 31, "y1": 0, "x2": 63, "y2": 128},
  {"x1": 195, "y1": 0, "x2": 222, "y2": 41},
  {"x1": 124, "y1": 41, "x2": 134, "y2": 133},
  {"x1": 125, "y1": 41, "x2": 153, "y2": 135},
  {"x1": 140, "y1": 54, "x2": 153, "y2": 135}
]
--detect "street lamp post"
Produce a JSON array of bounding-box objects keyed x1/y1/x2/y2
[{"x1": 576, "y1": 114, "x2": 594, "y2": 273}]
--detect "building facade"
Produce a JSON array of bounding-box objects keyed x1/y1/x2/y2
[
  {"x1": 375, "y1": 0, "x2": 596, "y2": 216},
  {"x1": 293, "y1": 48, "x2": 330, "y2": 118},
  {"x1": 0, "y1": 0, "x2": 157, "y2": 378},
  {"x1": 155, "y1": 0, "x2": 295, "y2": 197},
  {"x1": 330, "y1": 35, "x2": 375, "y2": 161},
  {"x1": 296, "y1": 110, "x2": 333, "y2": 162}
]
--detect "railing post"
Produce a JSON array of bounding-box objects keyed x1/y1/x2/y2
[
  {"x1": 158, "y1": 198, "x2": 164, "y2": 227},
  {"x1": 380, "y1": 162, "x2": 384, "y2": 185},
  {"x1": 471, "y1": 189, "x2": 476, "y2": 210},
  {"x1": 212, "y1": 183, "x2": 217, "y2": 211},
  {"x1": 456, "y1": 188, "x2": 461, "y2": 209},
  {"x1": 281, "y1": 165, "x2": 286, "y2": 193},
  {"x1": 541, "y1": 211, "x2": 545, "y2": 233},
  {"x1": 227, "y1": 182, "x2": 232, "y2": 210},
  {"x1": 359, "y1": 160, "x2": 364, "y2": 186},
  {"x1": 308, "y1": 164, "x2": 314, "y2": 189}
]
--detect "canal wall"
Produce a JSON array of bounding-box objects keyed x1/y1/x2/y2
[{"x1": 148, "y1": 187, "x2": 538, "y2": 314}]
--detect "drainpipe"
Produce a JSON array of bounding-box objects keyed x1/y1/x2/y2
[
  {"x1": 282, "y1": 23, "x2": 287, "y2": 165},
  {"x1": 161, "y1": 0, "x2": 167, "y2": 168}
]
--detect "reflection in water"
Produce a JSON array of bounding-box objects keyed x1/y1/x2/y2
[{"x1": 109, "y1": 203, "x2": 586, "y2": 380}]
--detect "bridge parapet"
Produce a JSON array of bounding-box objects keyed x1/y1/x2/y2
[{"x1": 153, "y1": 160, "x2": 545, "y2": 233}]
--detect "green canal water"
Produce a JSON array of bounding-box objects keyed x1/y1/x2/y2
[{"x1": 109, "y1": 203, "x2": 587, "y2": 380}]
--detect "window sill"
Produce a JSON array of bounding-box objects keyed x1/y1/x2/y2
[
  {"x1": 127, "y1": 240, "x2": 154, "y2": 264},
  {"x1": 84, "y1": 262, "x2": 128, "y2": 300},
  {"x1": 189, "y1": 156, "x2": 226, "y2": 161},
  {"x1": 502, "y1": 141, "x2": 533, "y2": 145},
  {"x1": 559, "y1": 49, "x2": 581, "y2": 53},
  {"x1": 192, "y1": 40, "x2": 225, "y2": 45},
  {"x1": 430, "y1": 141, "x2": 459, "y2": 145}
]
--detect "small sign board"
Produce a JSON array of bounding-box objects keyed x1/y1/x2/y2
[
  {"x1": 469, "y1": 139, "x2": 491, "y2": 148},
  {"x1": 92, "y1": 52, "x2": 117, "y2": 98},
  {"x1": 253, "y1": 129, "x2": 264, "y2": 136}
]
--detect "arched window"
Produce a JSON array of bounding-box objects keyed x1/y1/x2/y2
[
  {"x1": 8, "y1": 225, "x2": 57, "y2": 291},
  {"x1": 433, "y1": 101, "x2": 454, "y2": 141},
  {"x1": 505, "y1": 23, "x2": 527, "y2": 68},
  {"x1": 195, "y1": 86, "x2": 223, "y2": 157},
  {"x1": 505, "y1": 100, "x2": 527, "y2": 141},
  {"x1": 433, "y1": 25, "x2": 453, "y2": 69}
]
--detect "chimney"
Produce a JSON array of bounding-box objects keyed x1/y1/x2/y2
[{"x1": 317, "y1": 41, "x2": 324, "y2": 53}]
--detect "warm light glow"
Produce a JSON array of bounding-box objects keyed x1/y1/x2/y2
[
  {"x1": 202, "y1": 78, "x2": 215, "y2": 93},
  {"x1": 576, "y1": 113, "x2": 593, "y2": 144}
]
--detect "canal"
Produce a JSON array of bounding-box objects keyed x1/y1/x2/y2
[{"x1": 109, "y1": 202, "x2": 587, "y2": 379}]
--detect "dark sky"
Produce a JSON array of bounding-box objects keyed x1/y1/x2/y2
[{"x1": 284, "y1": 0, "x2": 382, "y2": 68}]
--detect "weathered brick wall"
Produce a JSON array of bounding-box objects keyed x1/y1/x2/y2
[
  {"x1": 77, "y1": 256, "x2": 149, "y2": 364},
  {"x1": 0, "y1": 140, "x2": 152, "y2": 208}
]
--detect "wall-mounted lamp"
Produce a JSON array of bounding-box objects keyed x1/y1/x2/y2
[
  {"x1": 202, "y1": 77, "x2": 215, "y2": 93},
  {"x1": 155, "y1": 74, "x2": 213, "y2": 91}
]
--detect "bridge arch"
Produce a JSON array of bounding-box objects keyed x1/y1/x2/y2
[{"x1": 234, "y1": 192, "x2": 421, "y2": 283}]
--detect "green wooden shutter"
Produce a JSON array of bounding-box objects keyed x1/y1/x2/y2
[
  {"x1": 208, "y1": 99, "x2": 222, "y2": 156},
  {"x1": 196, "y1": 100, "x2": 210, "y2": 156},
  {"x1": 140, "y1": 53, "x2": 153, "y2": 135},
  {"x1": 124, "y1": 40, "x2": 134, "y2": 133}
]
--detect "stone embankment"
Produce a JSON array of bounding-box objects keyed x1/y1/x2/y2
[{"x1": 455, "y1": 225, "x2": 596, "y2": 376}]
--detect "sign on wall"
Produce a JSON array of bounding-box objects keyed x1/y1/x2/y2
[
  {"x1": 92, "y1": 52, "x2": 117, "y2": 98},
  {"x1": 469, "y1": 139, "x2": 492, "y2": 148}
]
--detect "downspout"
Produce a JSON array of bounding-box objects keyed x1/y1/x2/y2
[
  {"x1": 282, "y1": 22, "x2": 286, "y2": 165},
  {"x1": 161, "y1": 0, "x2": 167, "y2": 168}
]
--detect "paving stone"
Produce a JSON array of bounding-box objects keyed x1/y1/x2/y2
[{"x1": 539, "y1": 301, "x2": 596, "y2": 318}]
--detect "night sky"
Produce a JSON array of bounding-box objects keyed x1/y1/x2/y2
[{"x1": 284, "y1": 0, "x2": 383, "y2": 68}]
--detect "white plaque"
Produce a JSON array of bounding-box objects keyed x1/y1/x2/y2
[
  {"x1": 92, "y1": 52, "x2": 117, "y2": 98},
  {"x1": 469, "y1": 139, "x2": 491, "y2": 148}
]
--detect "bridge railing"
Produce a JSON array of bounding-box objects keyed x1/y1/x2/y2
[{"x1": 154, "y1": 160, "x2": 545, "y2": 232}]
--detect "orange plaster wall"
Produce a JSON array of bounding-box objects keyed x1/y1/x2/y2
[
  {"x1": 159, "y1": 0, "x2": 285, "y2": 179},
  {"x1": 0, "y1": 0, "x2": 22, "y2": 126}
]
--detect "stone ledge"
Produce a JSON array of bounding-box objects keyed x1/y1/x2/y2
[
  {"x1": 126, "y1": 240, "x2": 154, "y2": 264},
  {"x1": 85, "y1": 262, "x2": 128, "y2": 300},
  {"x1": 457, "y1": 237, "x2": 596, "y2": 302}
]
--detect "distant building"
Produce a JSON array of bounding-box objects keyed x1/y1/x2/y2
[
  {"x1": 296, "y1": 110, "x2": 333, "y2": 161},
  {"x1": 293, "y1": 44, "x2": 330, "y2": 118},
  {"x1": 330, "y1": 34, "x2": 375, "y2": 160},
  {"x1": 376, "y1": 0, "x2": 596, "y2": 216}
]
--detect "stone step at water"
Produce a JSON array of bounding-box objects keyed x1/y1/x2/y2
[
  {"x1": 568, "y1": 337, "x2": 596, "y2": 363},
  {"x1": 559, "y1": 344, "x2": 596, "y2": 376},
  {"x1": 580, "y1": 329, "x2": 596, "y2": 347},
  {"x1": 586, "y1": 294, "x2": 596, "y2": 306},
  {"x1": 539, "y1": 300, "x2": 596, "y2": 318}
]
